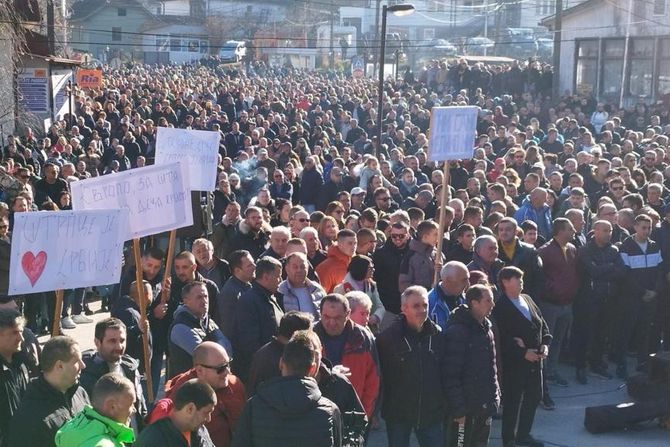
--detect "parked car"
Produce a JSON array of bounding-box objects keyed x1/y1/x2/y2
[
  {"x1": 464, "y1": 37, "x2": 495, "y2": 56},
  {"x1": 219, "y1": 40, "x2": 246, "y2": 63}
]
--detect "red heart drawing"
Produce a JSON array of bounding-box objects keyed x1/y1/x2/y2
[{"x1": 21, "y1": 251, "x2": 47, "y2": 287}]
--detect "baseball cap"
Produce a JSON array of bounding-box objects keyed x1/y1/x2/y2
[{"x1": 351, "y1": 187, "x2": 366, "y2": 196}]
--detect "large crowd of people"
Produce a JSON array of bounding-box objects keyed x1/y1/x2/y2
[{"x1": 0, "y1": 55, "x2": 669, "y2": 447}]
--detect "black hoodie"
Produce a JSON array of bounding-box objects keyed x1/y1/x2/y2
[{"x1": 232, "y1": 376, "x2": 342, "y2": 447}]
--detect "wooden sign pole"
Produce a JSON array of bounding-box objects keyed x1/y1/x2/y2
[
  {"x1": 161, "y1": 230, "x2": 177, "y2": 306},
  {"x1": 132, "y1": 238, "x2": 154, "y2": 403},
  {"x1": 51, "y1": 289, "x2": 64, "y2": 336},
  {"x1": 434, "y1": 161, "x2": 451, "y2": 284}
]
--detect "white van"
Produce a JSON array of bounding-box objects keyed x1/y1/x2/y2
[{"x1": 219, "y1": 40, "x2": 246, "y2": 63}]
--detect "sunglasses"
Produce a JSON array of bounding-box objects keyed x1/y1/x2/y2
[
  {"x1": 390, "y1": 233, "x2": 407, "y2": 239},
  {"x1": 199, "y1": 362, "x2": 232, "y2": 374},
  {"x1": 294, "y1": 218, "x2": 309, "y2": 223}
]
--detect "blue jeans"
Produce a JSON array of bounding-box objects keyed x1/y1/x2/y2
[{"x1": 386, "y1": 421, "x2": 443, "y2": 447}]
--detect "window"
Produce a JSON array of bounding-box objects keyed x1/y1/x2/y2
[
  {"x1": 536, "y1": 0, "x2": 553, "y2": 15},
  {"x1": 423, "y1": 28, "x2": 435, "y2": 39},
  {"x1": 575, "y1": 40, "x2": 598, "y2": 95},
  {"x1": 653, "y1": 0, "x2": 666, "y2": 16},
  {"x1": 188, "y1": 40, "x2": 200, "y2": 52},
  {"x1": 629, "y1": 39, "x2": 653, "y2": 97},
  {"x1": 601, "y1": 39, "x2": 624, "y2": 97},
  {"x1": 659, "y1": 38, "x2": 670, "y2": 96},
  {"x1": 156, "y1": 35, "x2": 169, "y2": 51},
  {"x1": 111, "y1": 27, "x2": 122, "y2": 42},
  {"x1": 170, "y1": 35, "x2": 182, "y2": 52},
  {"x1": 117, "y1": 8, "x2": 126, "y2": 16}
]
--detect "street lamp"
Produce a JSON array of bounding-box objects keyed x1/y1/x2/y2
[{"x1": 376, "y1": 3, "x2": 415, "y2": 147}]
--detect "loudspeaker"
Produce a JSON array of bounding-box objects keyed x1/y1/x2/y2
[
  {"x1": 584, "y1": 398, "x2": 670, "y2": 434},
  {"x1": 627, "y1": 373, "x2": 670, "y2": 402},
  {"x1": 649, "y1": 351, "x2": 670, "y2": 383}
]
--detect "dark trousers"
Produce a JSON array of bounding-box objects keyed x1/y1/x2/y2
[
  {"x1": 572, "y1": 293, "x2": 612, "y2": 369},
  {"x1": 650, "y1": 293, "x2": 670, "y2": 352},
  {"x1": 614, "y1": 295, "x2": 656, "y2": 367},
  {"x1": 386, "y1": 421, "x2": 443, "y2": 447},
  {"x1": 62, "y1": 288, "x2": 85, "y2": 317},
  {"x1": 150, "y1": 323, "x2": 168, "y2": 399},
  {"x1": 501, "y1": 367, "x2": 542, "y2": 445},
  {"x1": 444, "y1": 415, "x2": 492, "y2": 447}
]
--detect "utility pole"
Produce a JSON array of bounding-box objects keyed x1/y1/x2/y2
[
  {"x1": 46, "y1": 0, "x2": 56, "y2": 55},
  {"x1": 493, "y1": 0, "x2": 503, "y2": 56},
  {"x1": 329, "y1": 0, "x2": 335, "y2": 69},
  {"x1": 374, "y1": 0, "x2": 381, "y2": 73},
  {"x1": 552, "y1": 0, "x2": 563, "y2": 99}
]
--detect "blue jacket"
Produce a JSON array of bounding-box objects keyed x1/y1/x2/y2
[
  {"x1": 427, "y1": 284, "x2": 465, "y2": 330},
  {"x1": 514, "y1": 199, "x2": 553, "y2": 240}
]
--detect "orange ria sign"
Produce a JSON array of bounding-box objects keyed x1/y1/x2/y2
[{"x1": 76, "y1": 69, "x2": 103, "y2": 89}]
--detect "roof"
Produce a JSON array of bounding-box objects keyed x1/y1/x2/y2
[
  {"x1": 70, "y1": 0, "x2": 157, "y2": 22},
  {"x1": 540, "y1": 0, "x2": 603, "y2": 29},
  {"x1": 22, "y1": 53, "x2": 83, "y2": 67}
]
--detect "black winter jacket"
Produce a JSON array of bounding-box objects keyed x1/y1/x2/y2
[
  {"x1": 497, "y1": 239, "x2": 544, "y2": 299},
  {"x1": 577, "y1": 240, "x2": 626, "y2": 300},
  {"x1": 111, "y1": 294, "x2": 152, "y2": 373},
  {"x1": 372, "y1": 241, "x2": 409, "y2": 314},
  {"x1": 441, "y1": 305, "x2": 500, "y2": 418},
  {"x1": 234, "y1": 282, "x2": 284, "y2": 382},
  {"x1": 6, "y1": 376, "x2": 89, "y2": 447},
  {"x1": 376, "y1": 315, "x2": 445, "y2": 428},
  {"x1": 136, "y1": 416, "x2": 214, "y2": 447},
  {"x1": 79, "y1": 351, "x2": 147, "y2": 429},
  {"x1": 232, "y1": 376, "x2": 342, "y2": 447}
]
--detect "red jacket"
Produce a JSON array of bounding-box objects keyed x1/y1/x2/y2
[
  {"x1": 538, "y1": 239, "x2": 579, "y2": 305},
  {"x1": 146, "y1": 369, "x2": 246, "y2": 447},
  {"x1": 315, "y1": 320, "x2": 380, "y2": 417},
  {"x1": 315, "y1": 244, "x2": 351, "y2": 293}
]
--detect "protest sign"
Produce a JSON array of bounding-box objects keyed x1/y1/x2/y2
[
  {"x1": 155, "y1": 127, "x2": 220, "y2": 191},
  {"x1": 428, "y1": 106, "x2": 479, "y2": 161},
  {"x1": 9, "y1": 210, "x2": 126, "y2": 295},
  {"x1": 71, "y1": 162, "x2": 193, "y2": 240}
]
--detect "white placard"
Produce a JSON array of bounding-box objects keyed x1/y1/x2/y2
[
  {"x1": 9, "y1": 210, "x2": 126, "y2": 295},
  {"x1": 428, "y1": 106, "x2": 479, "y2": 161},
  {"x1": 71, "y1": 162, "x2": 193, "y2": 240},
  {"x1": 155, "y1": 127, "x2": 220, "y2": 191}
]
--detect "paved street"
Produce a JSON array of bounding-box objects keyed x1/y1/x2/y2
[{"x1": 50, "y1": 301, "x2": 668, "y2": 447}]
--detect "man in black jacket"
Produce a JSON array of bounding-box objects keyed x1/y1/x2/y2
[
  {"x1": 234, "y1": 257, "x2": 284, "y2": 383},
  {"x1": 496, "y1": 217, "x2": 544, "y2": 298},
  {"x1": 111, "y1": 281, "x2": 152, "y2": 374},
  {"x1": 442, "y1": 285, "x2": 500, "y2": 447},
  {"x1": 229, "y1": 207, "x2": 270, "y2": 259},
  {"x1": 80, "y1": 318, "x2": 147, "y2": 435},
  {"x1": 373, "y1": 221, "x2": 410, "y2": 323},
  {"x1": 232, "y1": 330, "x2": 343, "y2": 447},
  {"x1": 216, "y1": 250, "x2": 255, "y2": 341},
  {"x1": 574, "y1": 220, "x2": 626, "y2": 384},
  {"x1": 6, "y1": 336, "x2": 89, "y2": 447},
  {"x1": 376, "y1": 285, "x2": 444, "y2": 447},
  {"x1": 136, "y1": 379, "x2": 216, "y2": 447}
]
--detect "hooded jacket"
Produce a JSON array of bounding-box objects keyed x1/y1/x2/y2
[
  {"x1": 277, "y1": 278, "x2": 326, "y2": 319},
  {"x1": 229, "y1": 219, "x2": 270, "y2": 259},
  {"x1": 232, "y1": 376, "x2": 342, "y2": 447},
  {"x1": 6, "y1": 375, "x2": 89, "y2": 447},
  {"x1": 398, "y1": 239, "x2": 441, "y2": 292},
  {"x1": 372, "y1": 239, "x2": 409, "y2": 314},
  {"x1": 315, "y1": 244, "x2": 352, "y2": 293},
  {"x1": 55, "y1": 406, "x2": 135, "y2": 447},
  {"x1": 442, "y1": 305, "x2": 500, "y2": 418}
]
